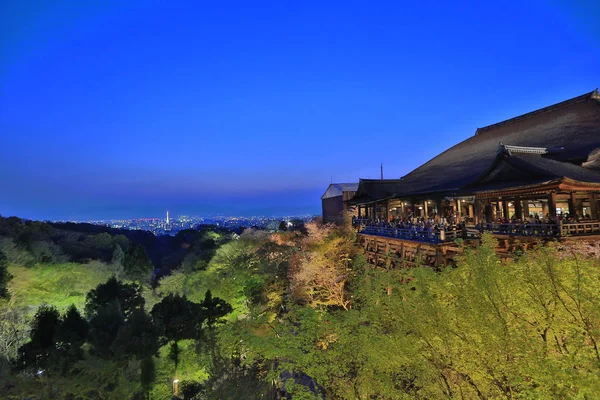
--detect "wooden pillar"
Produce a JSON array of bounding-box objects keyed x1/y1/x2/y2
[
  {"x1": 590, "y1": 194, "x2": 598, "y2": 219},
  {"x1": 522, "y1": 199, "x2": 530, "y2": 218},
  {"x1": 457, "y1": 199, "x2": 461, "y2": 223},
  {"x1": 548, "y1": 192, "x2": 557, "y2": 218},
  {"x1": 436, "y1": 199, "x2": 443, "y2": 217},
  {"x1": 502, "y1": 199, "x2": 510, "y2": 220},
  {"x1": 423, "y1": 201, "x2": 429, "y2": 218},
  {"x1": 358, "y1": 206, "x2": 362, "y2": 218},
  {"x1": 542, "y1": 200, "x2": 549, "y2": 217},
  {"x1": 484, "y1": 199, "x2": 493, "y2": 223},
  {"x1": 514, "y1": 196, "x2": 522, "y2": 219},
  {"x1": 452, "y1": 200, "x2": 458, "y2": 223},
  {"x1": 568, "y1": 192, "x2": 576, "y2": 217},
  {"x1": 575, "y1": 198, "x2": 584, "y2": 218},
  {"x1": 384, "y1": 202, "x2": 389, "y2": 222},
  {"x1": 474, "y1": 200, "x2": 480, "y2": 224}
]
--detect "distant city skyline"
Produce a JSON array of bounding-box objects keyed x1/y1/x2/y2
[
  {"x1": 1, "y1": 1, "x2": 599, "y2": 221},
  {"x1": 2, "y1": 191, "x2": 322, "y2": 222}
]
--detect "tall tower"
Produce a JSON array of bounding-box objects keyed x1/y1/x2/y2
[{"x1": 166, "y1": 210, "x2": 170, "y2": 225}]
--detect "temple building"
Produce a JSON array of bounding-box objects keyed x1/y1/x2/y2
[
  {"x1": 321, "y1": 183, "x2": 358, "y2": 223},
  {"x1": 343, "y1": 89, "x2": 600, "y2": 267}
]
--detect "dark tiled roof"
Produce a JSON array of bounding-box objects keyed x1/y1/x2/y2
[
  {"x1": 346, "y1": 179, "x2": 405, "y2": 204},
  {"x1": 465, "y1": 145, "x2": 600, "y2": 193},
  {"x1": 392, "y1": 89, "x2": 600, "y2": 196}
]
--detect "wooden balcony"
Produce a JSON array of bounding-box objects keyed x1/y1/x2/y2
[{"x1": 355, "y1": 219, "x2": 600, "y2": 269}]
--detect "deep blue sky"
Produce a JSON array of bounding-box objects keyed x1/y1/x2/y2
[{"x1": 1, "y1": 1, "x2": 599, "y2": 220}]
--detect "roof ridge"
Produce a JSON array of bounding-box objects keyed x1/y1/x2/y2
[
  {"x1": 475, "y1": 89, "x2": 599, "y2": 136},
  {"x1": 500, "y1": 143, "x2": 548, "y2": 155}
]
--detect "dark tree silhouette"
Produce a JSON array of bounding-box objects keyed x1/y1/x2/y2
[
  {"x1": 151, "y1": 293, "x2": 204, "y2": 371},
  {"x1": 13, "y1": 304, "x2": 60, "y2": 374},
  {"x1": 111, "y1": 309, "x2": 160, "y2": 360},
  {"x1": 0, "y1": 250, "x2": 11, "y2": 298},
  {"x1": 201, "y1": 290, "x2": 233, "y2": 328},
  {"x1": 123, "y1": 243, "x2": 153, "y2": 278},
  {"x1": 85, "y1": 276, "x2": 145, "y2": 318},
  {"x1": 87, "y1": 303, "x2": 125, "y2": 358},
  {"x1": 139, "y1": 357, "x2": 156, "y2": 399}
]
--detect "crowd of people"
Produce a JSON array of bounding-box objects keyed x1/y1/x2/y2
[
  {"x1": 353, "y1": 214, "x2": 468, "y2": 242},
  {"x1": 352, "y1": 210, "x2": 596, "y2": 240}
]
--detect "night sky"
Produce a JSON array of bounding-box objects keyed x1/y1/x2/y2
[{"x1": 1, "y1": 1, "x2": 599, "y2": 221}]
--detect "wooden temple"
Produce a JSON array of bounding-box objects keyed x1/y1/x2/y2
[{"x1": 343, "y1": 89, "x2": 600, "y2": 267}]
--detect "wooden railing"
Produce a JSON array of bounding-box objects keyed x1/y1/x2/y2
[
  {"x1": 355, "y1": 220, "x2": 600, "y2": 242},
  {"x1": 561, "y1": 221, "x2": 600, "y2": 235},
  {"x1": 359, "y1": 225, "x2": 463, "y2": 243},
  {"x1": 482, "y1": 223, "x2": 560, "y2": 237}
]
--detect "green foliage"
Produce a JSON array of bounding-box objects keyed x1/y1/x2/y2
[
  {"x1": 180, "y1": 379, "x2": 204, "y2": 399},
  {"x1": 13, "y1": 304, "x2": 61, "y2": 374},
  {"x1": 201, "y1": 290, "x2": 233, "y2": 328},
  {"x1": 6, "y1": 221, "x2": 600, "y2": 399},
  {"x1": 0, "y1": 250, "x2": 11, "y2": 298},
  {"x1": 85, "y1": 276, "x2": 145, "y2": 318},
  {"x1": 139, "y1": 357, "x2": 156, "y2": 398},
  {"x1": 0, "y1": 237, "x2": 35, "y2": 267},
  {"x1": 0, "y1": 306, "x2": 29, "y2": 375},
  {"x1": 55, "y1": 304, "x2": 89, "y2": 347},
  {"x1": 124, "y1": 243, "x2": 153, "y2": 279},
  {"x1": 111, "y1": 309, "x2": 161, "y2": 360},
  {"x1": 151, "y1": 293, "x2": 204, "y2": 343},
  {"x1": 8, "y1": 261, "x2": 119, "y2": 312},
  {"x1": 112, "y1": 244, "x2": 125, "y2": 267},
  {"x1": 87, "y1": 302, "x2": 126, "y2": 358}
]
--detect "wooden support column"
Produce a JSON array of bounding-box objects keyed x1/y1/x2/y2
[
  {"x1": 457, "y1": 199, "x2": 461, "y2": 223},
  {"x1": 474, "y1": 200, "x2": 480, "y2": 224},
  {"x1": 590, "y1": 194, "x2": 598, "y2": 219},
  {"x1": 522, "y1": 200, "x2": 530, "y2": 218},
  {"x1": 548, "y1": 192, "x2": 557, "y2": 219},
  {"x1": 502, "y1": 199, "x2": 510, "y2": 220},
  {"x1": 514, "y1": 196, "x2": 522, "y2": 219},
  {"x1": 423, "y1": 201, "x2": 429, "y2": 218},
  {"x1": 575, "y1": 198, "x2": 584, "y2": 218},
  {"x1": 484, "y1": 199, "x2": 493, "y2": 223},
  {"x1": 568, "y1": 192, "x2": 576, "y2": 217},
  {"x1": 452, "y1": 201, "x2": 458, "y2": 223},
  {"x1": 358, "y1": 206, "x2": 362, "y2": 218},
  {"x1": 436, "y1": 199, "x2": 443, "y2": 218}
]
